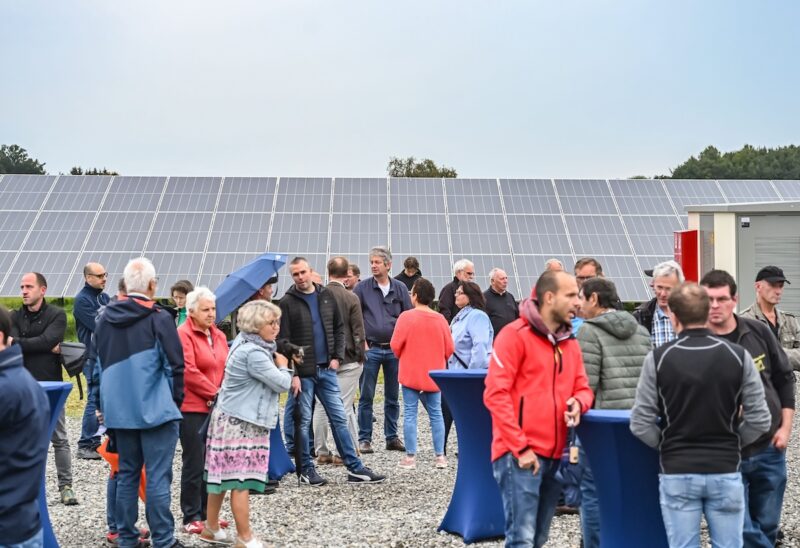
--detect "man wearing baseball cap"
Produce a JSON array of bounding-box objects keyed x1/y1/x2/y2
[{"x1": 741, "y1": 266, "x2": 800, "y2": 372}]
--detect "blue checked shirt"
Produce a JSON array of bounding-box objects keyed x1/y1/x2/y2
[{"x1": 651, "y1": 306, "x2": 676, "y2": 348}]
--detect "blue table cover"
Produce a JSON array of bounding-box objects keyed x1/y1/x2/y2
[
  {"x1": 430, "y1": 369, "x2": 505, "y2": 544},
  {"x1": 268, "y1": 418, "x2": 295, "y2": 480},
  {"x1": 39, "y1": 381, "x2": 73, "y2": 548},
  {"x1": 577, "y1": 409, "x2": 668, "y2": 548}
]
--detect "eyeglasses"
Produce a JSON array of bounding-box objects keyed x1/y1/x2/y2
[
  {"x1": 576, "y1": 276, "x2": 594, "y2": 282},
  {"x1": 266, "y1": 319, "x2": 280, "y2": 327},
  {"x1": 90, "y1": 272, "x2": 108, "y2": 279},
  {"x1": 455, "y1": 290, "x2": 465, "y2": 296}
]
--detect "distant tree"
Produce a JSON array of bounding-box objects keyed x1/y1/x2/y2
[
  {"x1": 0, "y1": 144, "x2": 46, "y2": 174},
  {"x1": 668, "y1": 144, "x2": 800, "y2": 179},
  {"x1": 628, "y1": 175, "x2": 648, "y2": 179},
  {"x1": 387, "y1": 156, "x2": 457, "y2": 178},
  {"x1": 70, "y1": 166, "x2": 120, "y2": 176}
]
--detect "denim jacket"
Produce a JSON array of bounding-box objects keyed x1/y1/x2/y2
[{"x1": 217, "y1": 335, "x2": 292, "y2": 429}]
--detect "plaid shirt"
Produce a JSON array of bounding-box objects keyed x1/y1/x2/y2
[{"x1": 651, "y1": 306, "x2": 676, "y2": 348}]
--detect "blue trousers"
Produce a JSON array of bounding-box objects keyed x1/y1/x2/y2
[
  {"x1": 78, "y1": 359, "x2": 101, "y2": 450},
  {"x1": 401, "y1": 387, "x2": 444, "y2": 456},
  {"x1": 115, "y1": 421, "x2": 179, "y2": 548},
  {"x1": 358, "y1": 347, "x2": 400, "y2": 444},
  {"x1": 741, "y1": 444, "x2": 787, "y2": 548}
]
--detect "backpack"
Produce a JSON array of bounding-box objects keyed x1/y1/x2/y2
[{"x1": 60, "y1": 341, "x2": 87, "y2": 399}]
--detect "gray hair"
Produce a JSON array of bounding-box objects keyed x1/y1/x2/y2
[
  {"x1": 488, "y1": 268, "x2": 506, "y2": 284},
  {"x1": 544, "y1": 258, "x2": 565, "y2": 271},
  {"x1": 186, "y1": 286, "x2": 216, "y2": 312},
  {"x1": 453, "y1": 258, "x2": 474, "y2": 276},
  {"x1": 237, "y1": 300, "x2": 281, "y2": 334},
  {"x1": 123, "y1": 257, "x2": 156, "y2": 293},
  {"x1": 652, "y1": 260, "x2": 685, "y2": 283},
  {"x1": 369, "y1": 246, "x2": 392, "y2": 266}
]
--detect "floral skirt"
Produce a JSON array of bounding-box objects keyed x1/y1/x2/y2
[{"x1": 204, "y1": 407, "x2": 270, "y2": 494}]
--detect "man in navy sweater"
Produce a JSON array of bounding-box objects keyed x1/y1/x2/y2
[
  {"x1": 74, "y1": 262, "x2": 111, "y2": 459},
  {"x1": 0, "y1": 305, "x2": 51, "y2": 547}
]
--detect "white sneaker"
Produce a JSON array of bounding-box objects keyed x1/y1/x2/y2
[
  {"x1": 200, "y1": 526, "x2": 233, "y2": 545},
  {"x1": 233, "y1": 537, "x2": 264, "y2": 548}
]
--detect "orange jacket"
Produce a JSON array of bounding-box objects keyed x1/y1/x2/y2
[
  {"x1": 484, "y1": 317, "x2": 594, "y2": 461},
  {"x1": 391, "y1": 308, "x2": 454, "y2": 392}
]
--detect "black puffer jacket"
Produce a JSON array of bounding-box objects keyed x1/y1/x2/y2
[
  {"x1": 278, "y1": 284, "x2": 345, "y2": 378},
  {"x1": 632, "y1": 298, "x2": 657, "y2": 334}
]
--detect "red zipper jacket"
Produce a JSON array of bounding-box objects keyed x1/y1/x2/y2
[
  {"x1": 484, "y1": 300, "x2": 594, "y2": 462},
  {"x1": 178, "y1": 317, "x2": 229, "y2": 414}
]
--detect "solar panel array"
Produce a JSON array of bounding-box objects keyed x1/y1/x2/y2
[{"x1": 1, "y1": 175, "x2": 797, "y2": 301}]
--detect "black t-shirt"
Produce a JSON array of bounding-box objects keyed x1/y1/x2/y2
[
  {"x1": 720, "y1": 327, "x2": 740, "y2": 344},
  {"x1": 767, "y1": 319, "x2": 780, "y2": 340}
]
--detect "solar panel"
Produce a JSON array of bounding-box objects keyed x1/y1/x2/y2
[
  {"x1": 500, "y1": 179, "x2": 560, "y2": 215},
  {"x1": 556, "y1": 179, "x2": 617, "y2": 215},
  {"x1": 217, "y1": 177, "x2": 277, "y2": 212},
  {"x1": 609, "y1": 179, "x2": 676, "y2": 216},
  {"x1": 333, "y1": 178, "x2": 387, "y2": 213},
  {"x1": 330, "y1": 214, "x2": 388, "y2": 255},
  {"x1": 445, "y1": 178, "x2": 502, "y2": 214},
  {"x1": 390, "y1": 254, "x2": 453, "y2": 296},
  {"x1": 101, "y1": 176, "x2": 167, "y2": 211},
  {"x1": 590, "y1": 255, "x2": 650, "y2": 302},
  {"x1": 145, "y1": 252, "x2": 204, "y2": 293},
  {"x1": 513, "y1": 254, "x2": 575, "y2": 298},
  {"x1": 449, "y1": 214, "x2": 510, "y2": 254},
  {"x1": 507, "y1": 215, "x2": 571, "y2": 256},
  {"x1": 468, "y1": 254, "x2": 518, "y2": 296},
  {"x1": 0, "y1": 251, "x2": 80, "y2": 297},
  {"x1": 275, "y1": 178, "x2": 331, "y2": 213},
  {"x1": 664, "y1": 179, "x2": 726, "y2": 218},
  {"x1": 272, "y1": 254, "x2": 327, "y2": 297},
  {"x1": 0, "y1": 211, "x2": 39, "y2": 250},
  {"x1": 772, "y1": 180, "x2": 800, "y2": 199},
  {"x1": 159, "y1": 177, "x2": 221, "y2": 212},
  {"x1": 144, "y1": 212, "x2": 213, "y2": 253},
  {"x1": 269, "y1": 213, "x2": 329, "y2": 255},
  {"x1": 0, "y1": 174, "x2": 57, "y2": 210},
  {"x1": 83, "y1": 212, "x2": 155, "y2": 252},
  {"x1": 206, "y1": 213, "x2": 270, "y2": 253},
  {"x1": 43, "y1": 175, "x2": 112, "y2": 211},
  {"x1": 565, "y1": 215, "x2": 634, "y2": 257},
  {"x1": 64, "y1": 251, "x2": 140, "y2": 296},
  {"x1": 623, "y1": 216, "x2": 683, "y2": 256},
  {"x1": 390, "y1": 178, "x2": 445, "y2": 214},
  {"x1": 24, "y1": 212, "x2": 95, "y2": 251},
  {"x1": 200, "y1": 252, "x2": 264, "y2": 290},
  {"x1": 716, "y1": 180, "x2": 782, "y2": 203},
  {"x1": 390, "y1": 214, "x2": 449, "y2": 254}
]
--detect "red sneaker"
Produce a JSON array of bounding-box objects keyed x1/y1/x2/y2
[
  {"x1": 182, "y1": 521, "x2": 205, "y2": 534},
  {"x1": 219, "y1": 519, "x2": 230, "y2": 529}
]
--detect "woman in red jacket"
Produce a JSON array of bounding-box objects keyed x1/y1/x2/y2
[
  {"x1": 177, "y1": 287, "x2": 229, "y2": 535},
  {"x1": 390, "y1": 278, "x2": 454, "y2": 470}
]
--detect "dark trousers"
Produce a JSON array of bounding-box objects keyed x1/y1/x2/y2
[
  {"x1": 442, "y1": 396, "x2": 454, "y2": 455},
  {"x1": 180, "y1": 412, "x2": 208, "y2": 524}
]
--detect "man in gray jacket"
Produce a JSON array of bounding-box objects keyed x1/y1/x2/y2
[
  {"x1": 576, "y1": 277, "x2": 652, "y2": 548},
  {"x1": 314, "y1": 256, "x2": 366, "y2": 465}
]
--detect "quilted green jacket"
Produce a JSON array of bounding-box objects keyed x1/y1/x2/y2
[{"x1": 577, "y1": 310, "x2": 652, "y2": 409}]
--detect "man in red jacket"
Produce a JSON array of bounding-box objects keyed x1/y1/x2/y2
[{"x1": 484, "y1": 269, "x2": 594, "y2": 548}]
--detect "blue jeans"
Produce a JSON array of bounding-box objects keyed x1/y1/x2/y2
[
  {"x1": 659, "y1": 472, "x2": 744, "y2": 548},
  {"x1": 0, "y1": 528, "x2": 43, "y2": 548},
  {"x1": 401, "y1": 387, "x2": 445, "y2": 456},
  {"x1": 358, "y1": 347, "x2": 400, "y2": 443},
  {"x1": 115, "y1": 421, "x2": 179, "y2": 548},
  {"x1": 741, "y1": 444, "x2": 786, "y2": 548},
  {"x1": 492, "y1": 452, "x2": 561, "y2": 548},
  {"x1": 78, "y1": 359, "x2": 101, "y2": 450},
  {"x1": 284, "y1": 367, "x2": 363, "y2": 472},
  {"x1": 578, "y1": 440, "x2": 599, "y2": 548},
  {"x1": 107, "y1": 472, "x2": 118, "y2": 533}
]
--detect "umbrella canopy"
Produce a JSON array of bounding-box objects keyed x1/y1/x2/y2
[{"x1": 214, "y1": 252, "x2": 287, "y2": 322}]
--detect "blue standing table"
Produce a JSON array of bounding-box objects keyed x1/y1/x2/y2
[
  {"x1": 430, "y1": 369, "x2": 505, "y2": 544},
  {"x1": 39, "y1": 381, "x2": 73, "y2": 548},
  {"x1": 268, "y1": 419, "x2": 295, "y2": 480},
  {"x1": 577, "y1": 409, "x2": 668, "y2": 548}
]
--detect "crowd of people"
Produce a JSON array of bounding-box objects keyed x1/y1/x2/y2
[{"x1": 0, "y1": 246, "x2": 798, "y2": 548}]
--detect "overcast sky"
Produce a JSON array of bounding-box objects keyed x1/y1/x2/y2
[{"x1": 3, "y1": 1, "x2": 798, "y2": 178}]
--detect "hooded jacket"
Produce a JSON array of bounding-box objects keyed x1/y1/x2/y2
[
  {"x1": 278, "y1": 283, "x2": 344, "y2": 378},
  {"x1": 0, "y1": 345, "x2": 50, "y2": 545},
  {"x1": 577, "y1": 310, "x2": 652, "y2": 409},
  {"x1": 484, "y1": 295, "x2": 594, "y2": 462},
  {"x1": 94, "y1": 294, "x2": 185, "y2": 429}
]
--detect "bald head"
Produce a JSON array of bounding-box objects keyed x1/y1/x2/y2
[{"x1": 83, "y1": 262, "x2": 108, "y2": 290}]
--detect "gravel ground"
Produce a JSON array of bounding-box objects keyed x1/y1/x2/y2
[{"x1": 47, "y1": 383, "x2": 799, "y2": 548}]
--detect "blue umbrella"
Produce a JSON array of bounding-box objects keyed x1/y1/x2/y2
[{"x1": 214, "y1": 252, "x2": 287, "y2": 322}]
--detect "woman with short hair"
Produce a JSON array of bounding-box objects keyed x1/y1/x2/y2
[
  {"x1": 171, "y1": 279, "x2": 195, "y2": 326},
  {"x1": 391, "y1": 278, "x2": 454, "y2": 469},
  {"x1": 202, "y1": 300, "x2": 292, "y2": 548},
  {"x1": 177, "y1": 287, "x2": 229, "y2": 535}
]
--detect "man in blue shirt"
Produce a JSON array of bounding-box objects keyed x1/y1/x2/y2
[
  {"x1": 353, "y1": 247, "x2": 413, "y2": 454},
  {"x1": 74, "y1": 262, "x2": 111, "y2": 459}
]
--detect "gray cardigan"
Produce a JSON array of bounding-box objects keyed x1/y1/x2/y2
[{"x1": 217, "y1": 336, "x2": 292, "y2": 429}]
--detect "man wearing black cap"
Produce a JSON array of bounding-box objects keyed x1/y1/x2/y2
[{"x1": 741, "y1": 266, "x2": 800, "y2": 372}]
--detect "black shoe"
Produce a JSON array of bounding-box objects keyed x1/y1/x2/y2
[
  {"x1": 77, "y1": 447, "x2": 102, "y2": 460},
  {"x1": 347, "y1": 466, "x2": 386, "y2": 484},
  {"x1": 299, "y1": 468, "x2": 328, "y2": 487},
  {"x1": 358, "y1": 441, "x2": 374, "y2": 454},
  {"x1": 267, "y1": 478, "x2": 280, "y2": 488},
  {"x1": 249, "y1": 484, "x2": 277, "y2": 495},
  {"x1": 386, "y1": 438, "x2": 405, "y2": 451}
]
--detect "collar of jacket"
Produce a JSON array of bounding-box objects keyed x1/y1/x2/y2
[
  {"x1": 519, "y1": 297, "x2": 573, "y2": 343},
  {"x1": 679, "y1": 327, "x2": 714, "y2": 338},
  {"x1": 24, "y1": 298, "x2": 48, "y2": 317},
  {"x1": 82, "y1": 282, "x2": 105, "y2": 296},
  {"x1": 286, "y1": 283, "x2": 322, "y2": 299},
  {"x1": 749, "y1": 302, "x2": 784, "y2": 324},
  {"x1": 0, "y1": 344, "x2": 23, "y2": 371},
  {"x1": 185, "y1": 315, "x2": 214, "y2": 336}
]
